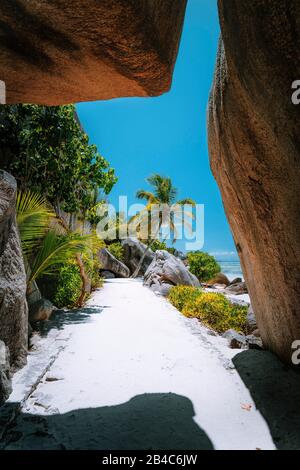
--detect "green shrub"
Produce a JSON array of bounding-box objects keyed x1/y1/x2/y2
[
  {"x1": 147, "y1": 239, "x2": 177, "y2": 256},
  {"x1": 91, "y1": 267, "x2": 104, "y2": 290},
  {"x1": 107, "y1": 242, "x2": 125, "y2": 262},
  {"x1": 147, "y1": 239, "x2": 167, "y2": 251},
  {"x1": 54, "y1": 263, "x2": 82, "y2": 308},
  {"x1": 82, "y1": 251, "x2": 103, "y2": 290},
  {"x1": 168, "y1": 285, "x2": 202, "y2": 311},
  {"x1": 168, "y1": 287, "x2": 247, "y2": 334},
  {"x1": 166, "y1": 247, "x2": 177, "y2": 256},
  {"x1": 187, "y1": 251, "x2": 220, "y2": 282}
]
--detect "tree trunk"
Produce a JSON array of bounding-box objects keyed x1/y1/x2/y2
[{"x1": 76, "y1": 253, "x2": 91, "y2": 306}]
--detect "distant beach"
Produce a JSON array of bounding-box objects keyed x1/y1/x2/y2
[{"x1": 217, "y1": 260, "x2": 243, "y2": 281}]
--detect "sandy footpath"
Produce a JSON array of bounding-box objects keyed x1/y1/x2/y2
[{"x1": 1, "y1": 279, "x2": 275, "y2": 450}]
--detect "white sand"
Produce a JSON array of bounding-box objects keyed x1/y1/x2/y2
[{"x1": 4, "y1": 279, "x2": 274, "y2": 450}]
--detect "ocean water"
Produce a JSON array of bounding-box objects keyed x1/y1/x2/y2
[{"x1": 217, "y1": 261, "x2": 243, "y2": 281}]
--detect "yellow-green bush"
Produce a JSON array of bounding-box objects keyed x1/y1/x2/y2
[
  {"x1": 168, "y1": 286, "x2": 247, "y2": 334},
  {"x1": 168, "y1": 285, "x2": 202, "y2": 311}
]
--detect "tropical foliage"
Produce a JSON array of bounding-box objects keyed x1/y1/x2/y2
[
  {"x1": 2, "y1": 103, "x2": 118, "y2": 309},
  {"x1": 16, "y1": 189, "x2": 104, "y2": 307},
  {"x1": 16, "y1": 190, "x2": 53, "y2": 255},
  {"x1": 187, "y1": 251, "x2": 220, "y2": 282},
  {"x1": 135, "y1": 174, "x2": 195, "y2": 241},
  {"x1": 107, "y1": 242, "x2": 125, "y2": 262},
  {"x1": 54, "y1": 264, "x2": 82, "y2": 309},
  {"x1": 26, "y1": 230, "x2": 89, "y2": 285},
  {"x1": 0, "y1": 104, "x2": 117, "y2": 216},
  {"x1": 131, "y1": 174, "x2": 196, "y2": 277},
  {"x1": 145, "y1": 239, "x2": 177, "y2": 256},
  {"x1": 168, "y1": 286, "x2": 247, "y2": 334},
  {"x1": 146, "y1": 239, "x2": 167, "y2": 251}
]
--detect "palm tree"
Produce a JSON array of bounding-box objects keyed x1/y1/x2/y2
[
  {"x1": 16, "y1": 190, "x2": 98, "y2": 304},
  {"x1": 130, "y1": 174, "x2": 196, "y2": 278}
]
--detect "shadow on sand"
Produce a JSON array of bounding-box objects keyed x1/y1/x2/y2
[
  {"x1": 33, "y1": 305, "x2": 109, "y2": 337},
  {"x1": 1, "y1": 393, "x2": 214, "y2": 450},
  {"x1": 233, "y1": 350, "x2": 300, "y2": 450}
]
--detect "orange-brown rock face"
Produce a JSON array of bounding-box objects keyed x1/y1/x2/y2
[
  {"x1": 0, "y1": 0, "x2": 187, "y2": 105},
  {"x1": 208, "y1": 0, "x2": 300, "y2": 363}
]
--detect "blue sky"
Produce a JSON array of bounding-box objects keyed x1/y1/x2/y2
[{"x1": 77, "y1": 0, "x2": 238, "y2": 260}]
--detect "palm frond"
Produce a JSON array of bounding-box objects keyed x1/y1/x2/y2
[
  {"x1": 136, "y1": 190, "x2": 158, "y2": 203},
  {"x1": 176, "y1": 198, "x2": 196, "y2": 206},
  {"x1": 27, "y1": 230, "x2": 93, "y2": 284},
  {"x1": 16, "y1": 190, "x2": 54, "y2": 254},
  {"x1": 131, "y1": 174, "x2": 196, "y2": 250},
  {"x1": 146, "y1": 174, "x2": 164, "y2": 188}
]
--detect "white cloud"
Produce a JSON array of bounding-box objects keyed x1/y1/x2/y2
[{"x1": 209, "y1": 251, "x2": 238, "y2": 257}]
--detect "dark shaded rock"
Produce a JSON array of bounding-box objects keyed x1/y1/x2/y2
[
  {"x1": 98, "y1": 248, "x2": 130, "y2": 278},
  {"x1": 0, "y1": 340, "x2": 12, "y2": 405},
  {"x1": 208, "y1": 1, "x2": 300, "y2": 363},
  {"x1": 225, "y1": 282, "x2": 248, "y2": 295},
  {"x1": 0, "y1": 171, "x2": 28, "y2": 369},
  {"x1": 229, "y1": 277, "x2": 242, "y2": 286},
  {"x1": 29, "y1": 298, "x2": 56, "y2": 323},
  {"x1": 246, "y1": 335, "x2": 263, "y2": 350},
  {"x1": 27, "y1": 280, "x2": 42, "y2": 307},
  {"x1": 36, "y1": 275, "x2": 59, "y2": 305},
  {"x1": 144, "y1": 250, "x2": 200, "y2": 296},
  {"x1": 206, "y1": 272, "x2": 230, "y2": 287},
  {"x1": 0, "y1": 0, "x2": 187, "y2": 104},
  {"x1": 246, "y1": 304, "x2": 257, "y2": 333},
  {"x1": 121, "y1": 238, "x2": 155, "y2": 276},
  {"x1": 101, "y1": 270, "x2": 116, "y2": 279},
  {"x1": 223, "y1": 329, "x2": 246, "y2": 349}
]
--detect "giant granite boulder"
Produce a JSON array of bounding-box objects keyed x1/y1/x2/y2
[
  {"x1": 99, "y1": 248, "x2": 130, "y2": 278},
  {"x1": 206, "y1": 272, "x2": 230, "y2": 287},
  {"x1": 225, "y1": 282, "x2": 248, "y2": 295},
  {"x1": 0, "y1": 340, "x2": 12, "y2": 405},
  {"x1": 121, "y1": 238, "x2": 155, "y2": 276},
  {"x1": 0, "y1": 171, "x2": 28, "y2": 370},
  {"x1": 0, "y1": 0, "x2": 187, "y2": 104},
  {"x1": 144, "y1": 250, "x2": 200, "y2": 296},
  {"x1": 208, "y1": 1, "x2": 300, "y2": 362}
]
